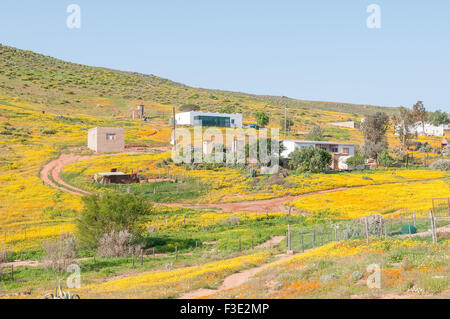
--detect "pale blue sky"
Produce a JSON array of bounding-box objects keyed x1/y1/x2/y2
[{"x1": 0, "y1": 1, "x2": 449, "y2": 111}]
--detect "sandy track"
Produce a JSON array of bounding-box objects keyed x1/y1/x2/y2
[
  {"x1": 41, "y1": 148, "x2": 350, "y2": 212},
  {"x1": 40, "y1": 146, "x2": 171, "y2": 196},
  {"x1": 164, "y1": 188, "x2": 348, "y2": 213},
  {"x1": 40, "y1": 153, "x2": 95, "y2": 196},
  {"x1": 178, "y1": 237, "x2": 288, "y2": 300}
]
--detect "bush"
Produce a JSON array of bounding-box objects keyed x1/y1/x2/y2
[
  {"x1": 378, "y1": 149, "x2": 394, "y2": 167},
  {"x1": 0, "y1": 247, "x2": 10, "y2": 263},
  {"x1": 223, "y1": 215, "x2": 241, "y2": 226},
  {"x1": 346, "y1": 151, "x2": 366, "y2": 166},
  {"x1": 97, "y1": 230, "x2": 141, "y2": 258},
  {"x1": 76, "y1": 191, "x2": 152, "y2": 250},
  {"x1": 179, "y1": 104, "x2": 200, "y2": 112},
  {"x1": 289, "y1": 146, "x2": 331, "y2": 173},
  {"x1": 42, "y1": 232, "x2": 77, "y2": 272},
  {"x1": 306, "y1": 126, "x2": 324, "y2": 141},
  {"x1": 430, "y1": 159, "x2": 450, "y2": 171}
]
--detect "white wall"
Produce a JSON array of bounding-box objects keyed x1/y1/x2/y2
[
  {"x1": 281, "y1": 140, "x2": 355, "y2": 158},
  {"x1": 175, "y1": 111, "x2": 243, "y2": 128}
]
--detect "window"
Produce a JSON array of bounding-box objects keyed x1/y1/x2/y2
[
  {"x1": 343, "y1": 147, "x2": 349, "y2": 155},
  {"x1": 194, "y1": 116, "x2": 231, "y2": 127},
  {"x1": 106, "y1": 133, "x2": 116, "y2": 141},
  {"x1": 331, "y1": 147, "x2": 338, "y2": 153}
]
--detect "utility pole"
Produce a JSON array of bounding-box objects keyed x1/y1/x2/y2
[
  {"x1": 284, "y1": 107, "x2": 287, "y2": 139},
  {"x1": 173, "y1": 106, "x2": 176, "y2": 151}
]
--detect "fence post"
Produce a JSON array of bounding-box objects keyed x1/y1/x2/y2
[
  {"x1": 364, "y1": 216, "x2": 370, "y2": 244},
  {"x1": 239, "y1": 239, "x2": 241, "y2": 251},
  {"x1": 413, "y1": 211, "x2": 416, "y2": 227},
  {"x1": 141, "y1": 248, "x2": 144, "y2": 266},
  {"x1": 300, "y1": 230, "x2": 304, "y2": 253},
  {"x1": 132, "y1": 248, "x2": 135, "y2": 266},
  {"x1": 429, "y1": 210, "x2": 437, "y2": 243},
  {"x1": 251, "y1": 238, "x2": 254, "y2": 250},
  {"x1": 195, "y1": 241, "x2": 198, "y2": 254},
  {"x1": 11, "y1": 265, "x2": 13, "y2": 281},
  {"x1": 287, "y1": 225, "x2": 292, "y2": 253},
  {"x1": 175, "y1": 246, "x2": 178, "y2": 260},
  {"x1": 379, "y1": 216, "x2": 383, "y2": 237},
  {"x1": 312, "y1": 229, "x2": 316, "y2": 247},
  {"x1": 334, "y1": 225, "x2": 337, "y2": 241}
]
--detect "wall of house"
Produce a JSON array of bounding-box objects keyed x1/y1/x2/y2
[
  {"x1": 281, "y1": 141, "x2": 355, "y2": 158},
  {"x1": 88, "y1": 127, "x2": 125, "y2": 153},
  {"x1": 175, "y1": 112, "x2": 243, "y2": 128}
]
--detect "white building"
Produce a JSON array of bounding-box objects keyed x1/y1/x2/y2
[
  {"x1": 175, "y1": 111, "x2": 242, "y2": 128},
  {"x1": 329, "y1": 121, "x2": 355, "y2": 129},
  {"x1": 88, "y1": 127, "x2": 125, "y2": 153},
  {"x1": 281, "y1": 140, "x2": 355, "y2": 159},
  {"x1": 394, "y1": 122, "x2": 448, "y2": 137}
]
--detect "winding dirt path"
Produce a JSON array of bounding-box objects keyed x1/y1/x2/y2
[
  {"x1": 178, "y1": 257, "x2": 291, "y2": 299},
  {"x1": 178, "y1": 237, "x2": 289, "y2": 300},
  {"x1": 40, "y1": 153, "x2": 96, "y2": 196},
  {"x1": 164, "y1": 188, "x2": 348, "y2": 213},
  {"x1": 40, "y1": 149, "x2": 449, "y2": 214},
  {"x1": 40, "y1": 146, "x2": 170, "y2": 196}
]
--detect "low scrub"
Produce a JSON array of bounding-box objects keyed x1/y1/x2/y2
[{"x1": 430, "y1": 159, "x2": 450, "y2": 171}]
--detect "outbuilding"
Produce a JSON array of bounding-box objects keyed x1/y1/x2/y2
[{"x1": 88, "y1": 127, "x2": 125, "y2": 153}]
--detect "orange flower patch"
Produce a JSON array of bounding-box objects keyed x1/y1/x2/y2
[{"x1": 382, "y1": 269, "x2": 404, "y2": 287}]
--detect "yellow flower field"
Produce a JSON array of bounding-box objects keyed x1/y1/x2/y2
[
  {"x1": 74, "y1": 251, "x2": 270, "y2": 298},
  {"x1": 0, "y1": 99, "x2": 171, "y2": 251},
  {"x1": 288, "y1": 179, "x2": 450, "y2": 218}
]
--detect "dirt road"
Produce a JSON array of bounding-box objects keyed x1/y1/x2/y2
[
  {"x1": 40, "y1": 146, "x2": 170, "y2": 196},
  {"x1": 40, "y1": 152, "x2": 95, "y2": 196},
  {"x1": 163, "y1": 188, "x2": 348, "y2": 213}
]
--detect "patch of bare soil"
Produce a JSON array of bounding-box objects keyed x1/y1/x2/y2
[{"x1": 166, "y1": 188, "x2": 348, "y2": 213}]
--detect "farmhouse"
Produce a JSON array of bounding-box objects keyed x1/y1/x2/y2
[
  {"x1": 87, "y1": 127, "x2": 125, "y2": 153},
  {"x1": 175, "y1": 111, "x2": 243, "y2": 128},
  {"x1": 394, "y1": 122, "x2": 449, "y2": 137},
  {"x1": 281, "y1": 140, "x2": 355, "y2": 159}
]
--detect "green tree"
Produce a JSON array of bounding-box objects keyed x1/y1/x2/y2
[
  {"x1": 76, "y1": 191, "x2": 152, "y2": 250},
  {"x1": 392, "y1": 107, "x2": 415, "y2": 150},
  {"x1": 412, "y1": 101, "x2": 427, "y2": 133},
  {"x1": 346, "y1": 149, "x2": 366, "y2": 166},
  {"x1": 428, "y1": 110, "x2": 449, "y2": 126},
  {"x1": 361, "y1": 112, "x2": 390, "y2": 162},
  {"x1": 280, "y1": 118, "x2": 294, "y2": 134},
  {"x1": 255, "y1": 111, "x2": 269, "y2": 127},
  {"x1": 289, "y1": 146, "x2": 332, "y2": 173},
  {"x1": 306, "y1": 125, "x2": 324, "y2": 141},
  {"x1": 378, "y1": 149, "x2": 394, "y2": 167}
]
